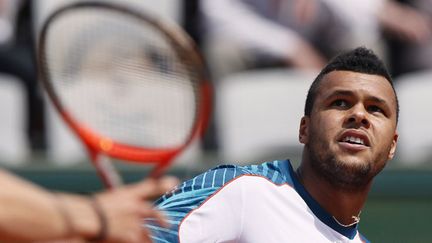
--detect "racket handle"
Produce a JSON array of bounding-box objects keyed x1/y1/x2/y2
[
  {"x1": 98, "y1": 154, "x2": 123, "y2": 188},
  {"x1": 90, "y1": 151, "x2": 123, "y2": 188}
]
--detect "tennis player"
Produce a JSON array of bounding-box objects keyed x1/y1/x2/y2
[{"x1": 148, "y1": 47, "x2": 398, "y2": 242}]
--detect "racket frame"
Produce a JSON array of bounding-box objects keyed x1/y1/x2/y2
[{"x1": 38, "y1": 1, "x2": 212, "y2": 187}]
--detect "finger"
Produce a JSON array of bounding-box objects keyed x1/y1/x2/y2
[
  {"x1": 157, "y1": 176, "x2": 180, "y2": 193},
  {"x1": 130, "y1": 176, "x2": 179, "y2": 199},
  {"x1": 140, "y1": 205, "x2": 169, "y2": 228},
  {"x1": 141, "y1": 225, "x2": 153, "y2": 243},
  {"x1": 151, "y1": 209, "x2": 170, "y2": 228}
]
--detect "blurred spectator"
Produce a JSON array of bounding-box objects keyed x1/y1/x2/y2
[
  {"x1": 200, "y1": 0, "x2": 335, "y2": 80},
  {"x1": 384, "y1": 0, "x2": 432, "y2": 76},
  {"x1": 200, "y1": 0, "x2": 432, "y2": 80},
  {"x1": 0, "y1": 0, "x2": 45, "y2": 152}
]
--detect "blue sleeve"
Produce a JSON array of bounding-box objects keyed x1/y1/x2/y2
[{"x1": 146, "y1": 165, "x2": 250, "y2": 243}]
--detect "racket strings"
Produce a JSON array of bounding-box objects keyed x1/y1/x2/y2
[{"x1": 43, "y1": 7, "x2": 200, "y2": 149}]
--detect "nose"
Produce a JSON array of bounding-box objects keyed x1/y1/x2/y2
[{"x1": 346, "y1": 105, "x2": 370, "y2": 128}]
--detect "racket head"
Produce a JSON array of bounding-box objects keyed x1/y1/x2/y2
[{"x1": 38, "y1": 2, "x2": 211, "y2": 172}]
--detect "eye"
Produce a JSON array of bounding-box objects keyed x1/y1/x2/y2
[
  {"x1": 368, "y1": 105, "x2": 384, "y2": 114},
  {"x1": 331, "y1": 99, "x2": 349, "y2": 108}
]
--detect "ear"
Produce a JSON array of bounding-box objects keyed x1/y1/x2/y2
[
  {"x1": 388, "y1": 130, "x2": 399, "y2": 160},
  {"x1": 299, "y1": 116, "x2": 309, "y2": 144}
]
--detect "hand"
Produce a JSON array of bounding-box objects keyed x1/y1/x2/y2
[{"x1": 92, "y1": 176, "x2": 179, "y2": 243}]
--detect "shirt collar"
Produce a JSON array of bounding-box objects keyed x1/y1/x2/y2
[{"x1": 284, "y1": 160, "x2": 359, "y2": 240}]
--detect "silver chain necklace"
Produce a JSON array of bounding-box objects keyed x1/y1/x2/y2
[{"x1": 332, "y1": 212, "x2": 361, "y2": 227}]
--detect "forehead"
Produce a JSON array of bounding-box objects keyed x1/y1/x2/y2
[{"x1": 317, "y1": 70, "x2": 397, "y2": 104}]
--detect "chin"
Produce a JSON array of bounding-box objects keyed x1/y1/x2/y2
[
  {"x1": 313, "y1": 154, "x2": 374, "y2": 189},
  {"x1": 336, "y1": 156, "x2": 370, "y2": 168},
  {"x1": 308, "y1": 145, "x2": 382, "y2": 189}
]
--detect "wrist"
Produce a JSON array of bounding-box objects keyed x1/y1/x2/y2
[
  {"x1": 87, "y1": 196, "x2": 108, "y2": 242},
  {"x1": 54, "y1": 193, "x2": 75, "y2": 238},
  {"x1": 56, "y1": 194, "x2": 103, "y2": 240}
]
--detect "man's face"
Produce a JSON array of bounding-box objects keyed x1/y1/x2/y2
[{"x1": 299, "y1": 70, "x2": 398, "y2": 189}]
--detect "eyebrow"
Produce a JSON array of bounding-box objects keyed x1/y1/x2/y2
[
  {"x1": 325, "y1": 89, "x2": 390, "y2": 108},
  {"x1": 324, "y1": 90, "x2": 354, "y2": 100}
]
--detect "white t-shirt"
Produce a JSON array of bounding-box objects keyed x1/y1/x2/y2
[{"x1": 147, "y1": 160, "x2": 370, "y2": 243}]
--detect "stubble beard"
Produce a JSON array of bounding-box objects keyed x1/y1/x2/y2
[
  {"x1": 306, "y1": 141, "x2": 385, "y2": 191},
  {"x1": 309, "y1": 149, "x2": 371, "y2": 190}
]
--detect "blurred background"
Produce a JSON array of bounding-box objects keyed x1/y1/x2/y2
[{"x1": 0, "y1": 0, "x2": 431, "y2": 242}]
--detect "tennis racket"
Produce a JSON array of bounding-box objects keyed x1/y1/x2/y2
[{"x1": 37, "y1": 1, "x2": 212, "y2": 188}]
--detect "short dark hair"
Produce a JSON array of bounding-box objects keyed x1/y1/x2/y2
[{"x1": 304, "y1": 47, "x2": 399, "y2": 122}]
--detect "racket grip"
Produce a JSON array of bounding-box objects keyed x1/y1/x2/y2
[{"x1": 98, "y1": 154, "x2": 123, "y2": 188}]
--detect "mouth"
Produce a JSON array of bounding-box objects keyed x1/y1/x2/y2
[
  {"x1": 341, "y1": 136, "x2": 365, "y2": 145},
  {"x1": 338, "y1": 130, "x2": 370, "y2": 151}
]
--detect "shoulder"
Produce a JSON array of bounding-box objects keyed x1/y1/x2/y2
[
  {"x1": 153, "y1": 164, "x2": 254, "y2": 210},
  {"x1": 156, "y1": 159, "x2": 292, "y2": 207}
]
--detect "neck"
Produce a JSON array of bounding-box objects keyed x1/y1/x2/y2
[{"x1": 296, "y1": 158, "x2": 372, "y2": 226}]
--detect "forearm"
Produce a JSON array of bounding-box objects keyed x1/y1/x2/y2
[{"x1": 0, "y1": 170, "x2": 99, "y2": 242}]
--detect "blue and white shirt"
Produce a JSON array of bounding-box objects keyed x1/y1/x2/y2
[{"x1": 147, "y1": 160, "x2": 370, "y2": 243}]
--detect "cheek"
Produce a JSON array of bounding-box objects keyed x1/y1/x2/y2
[
  {"x1": 379, "y1": 128, "x2": 397, "y2": 150},
  {"x1": 373, "y1": 120, "x2": 397, "y2": 143},
  {"x1": 370, "y1": 123, "x2": 397, "y2": 160},
  {"x1": 313, "y1": 113, "x2": 342, "y2": 136}
]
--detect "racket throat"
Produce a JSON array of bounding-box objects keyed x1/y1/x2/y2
[{"x1": 90, "y1": 152, "x2": 123, "y2": 188}]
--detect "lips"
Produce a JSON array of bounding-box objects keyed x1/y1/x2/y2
[{"x1": 338, "y1": 130, "x2": 371, "y2": 148}]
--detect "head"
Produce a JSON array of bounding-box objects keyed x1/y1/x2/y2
[{"x1": 299, "y1": 47, "x2": 399, "y2": 190}]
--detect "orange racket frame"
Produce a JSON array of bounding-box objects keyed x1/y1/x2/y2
[{"x1": 38, "y1": 1, "x2": 212, "y2": 188}]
